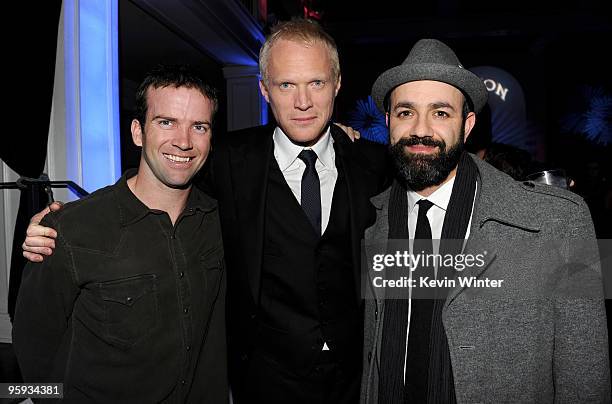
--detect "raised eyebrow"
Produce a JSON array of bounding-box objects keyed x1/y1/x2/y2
[
  {"x1": 151, "y1": 115, "x2": 176, "y2": 122},
  {"x1": 392, "y1": 102, "x2": 415, "y2": 112},
  {"x1": 193, "y1": 120, "x2": 211, "y2": 127},
  {"x1": 430, "y1": 102, "x2": 455, "y2": 111}
]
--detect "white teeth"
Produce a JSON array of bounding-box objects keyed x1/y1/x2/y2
[{"x1": 164, "y1": 154, "x2": 191, "y2": 163}]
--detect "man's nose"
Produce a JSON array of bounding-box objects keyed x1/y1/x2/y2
[
  {"x1": 294, "y1": 86, "x2": 313, "y2": 110},
  {"x1": 173, "y1": 126, "x2": 192, "y2": 150},
  {"x1": 412, "y1": 114, "x2": 433, "y2": 137}
]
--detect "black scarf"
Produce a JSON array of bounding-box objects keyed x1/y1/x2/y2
[{"x1": 380, "y1": 151, "x2": 478, "y2": 403}]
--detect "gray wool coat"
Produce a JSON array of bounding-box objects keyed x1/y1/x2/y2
[{"x1": 360, "y1": 155, "x2": 610, "y2": 403}]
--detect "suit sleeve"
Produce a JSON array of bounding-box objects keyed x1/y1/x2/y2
[
  {"x1": 12, "y1": 217, "x2": 79, "y2": 382},
  {"x1": 553, "y1": 199, "x2": 611, "y2": 402}
]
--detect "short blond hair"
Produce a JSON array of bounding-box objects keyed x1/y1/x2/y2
[{"x1": 259, "y1": 18, "x2": 340, "y2": 85}]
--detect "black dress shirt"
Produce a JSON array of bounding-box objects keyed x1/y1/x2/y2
[{"x1": 13, "y1": 170, "x2": 227, "y2": 403}]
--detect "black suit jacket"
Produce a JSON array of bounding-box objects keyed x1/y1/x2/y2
[{"x1": 202, "y1": 123, "x2": 388, "y2": 393}]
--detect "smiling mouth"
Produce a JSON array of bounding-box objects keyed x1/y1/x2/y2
[{"x1": 163, "y1": 153, "x2": 194, "y2": 163}]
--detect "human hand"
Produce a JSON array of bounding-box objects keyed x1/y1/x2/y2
[
  {"x1": 22, "y1": 201, "x2": 63, "y2": 262},
  {"x1": 334, "y1": 122, "x2": 361, "y2": 142}
]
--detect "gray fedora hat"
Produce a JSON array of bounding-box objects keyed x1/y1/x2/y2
[{"x1": 371, "y1": 38, "x2": 488, "y2": 114}]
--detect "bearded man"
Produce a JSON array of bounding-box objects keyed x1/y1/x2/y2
[{"x1": 360, "y1": 38, "x2": 610, "y2": 404}]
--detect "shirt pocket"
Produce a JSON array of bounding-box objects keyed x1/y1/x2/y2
[{"x1": 97, "y1": 274, "x2": 158, "y2": 350}]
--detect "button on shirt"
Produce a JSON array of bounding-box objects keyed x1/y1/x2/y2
[{"x1": 273, "y1": 126, "x2": 337, "y2": 235}]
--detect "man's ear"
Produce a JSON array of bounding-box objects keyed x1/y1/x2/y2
[
  {"x1": 463, "y1": 111, "x2": 476, "y2": 143},
  {"x1": 259, "y1": 80, "x2": 270, "y2": 103},
  {"x1": 385, "y1": 113, "x2": 390, "y2": 127},
  {"x1": 334, "y1": 74, "x2": 341, "y2": 96},
  {"x1": 131, "y1": 119, "x2": 143, "y2": 147}
]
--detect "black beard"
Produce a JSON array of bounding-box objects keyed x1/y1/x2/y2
[{"x1": 389, "y1": 135, "x2": 464, "y2": 191}]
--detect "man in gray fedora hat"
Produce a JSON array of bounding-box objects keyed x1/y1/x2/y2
[{"x1": 360, "y1": 38, "x2": 610, "y2": 403}]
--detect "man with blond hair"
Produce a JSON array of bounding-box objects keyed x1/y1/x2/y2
[{"x1": 212, "y1": 19, "x2": 386, "y2": 402}]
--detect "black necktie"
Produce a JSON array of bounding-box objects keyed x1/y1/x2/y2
[
  {"x1": 413, "y1": 199, "x2": 435, "y2": 279},
  {"x1": 415, "y1": 200, "x2": 434, "y2": 242},
  {"x1": 298, "y1": 149, "x2": 321, "y2": 235},
  {"x1": 405, "y1": 199, "x2": 435, "y2": 402}
]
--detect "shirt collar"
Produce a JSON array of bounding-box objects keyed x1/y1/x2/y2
[
  {"x1": 407, "y1": 175, "x2": 456, "y2": 214},
  {"x1": 115, "y1": 169, "x2": 217, "y2": 227},
  {"x1": 273, "y1": 126, "x2": 334, "y2": 171}
]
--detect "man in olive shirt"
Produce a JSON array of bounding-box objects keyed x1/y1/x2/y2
[{"x1": 13, "y1": 65, "x2": 227, "y2": 403}]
